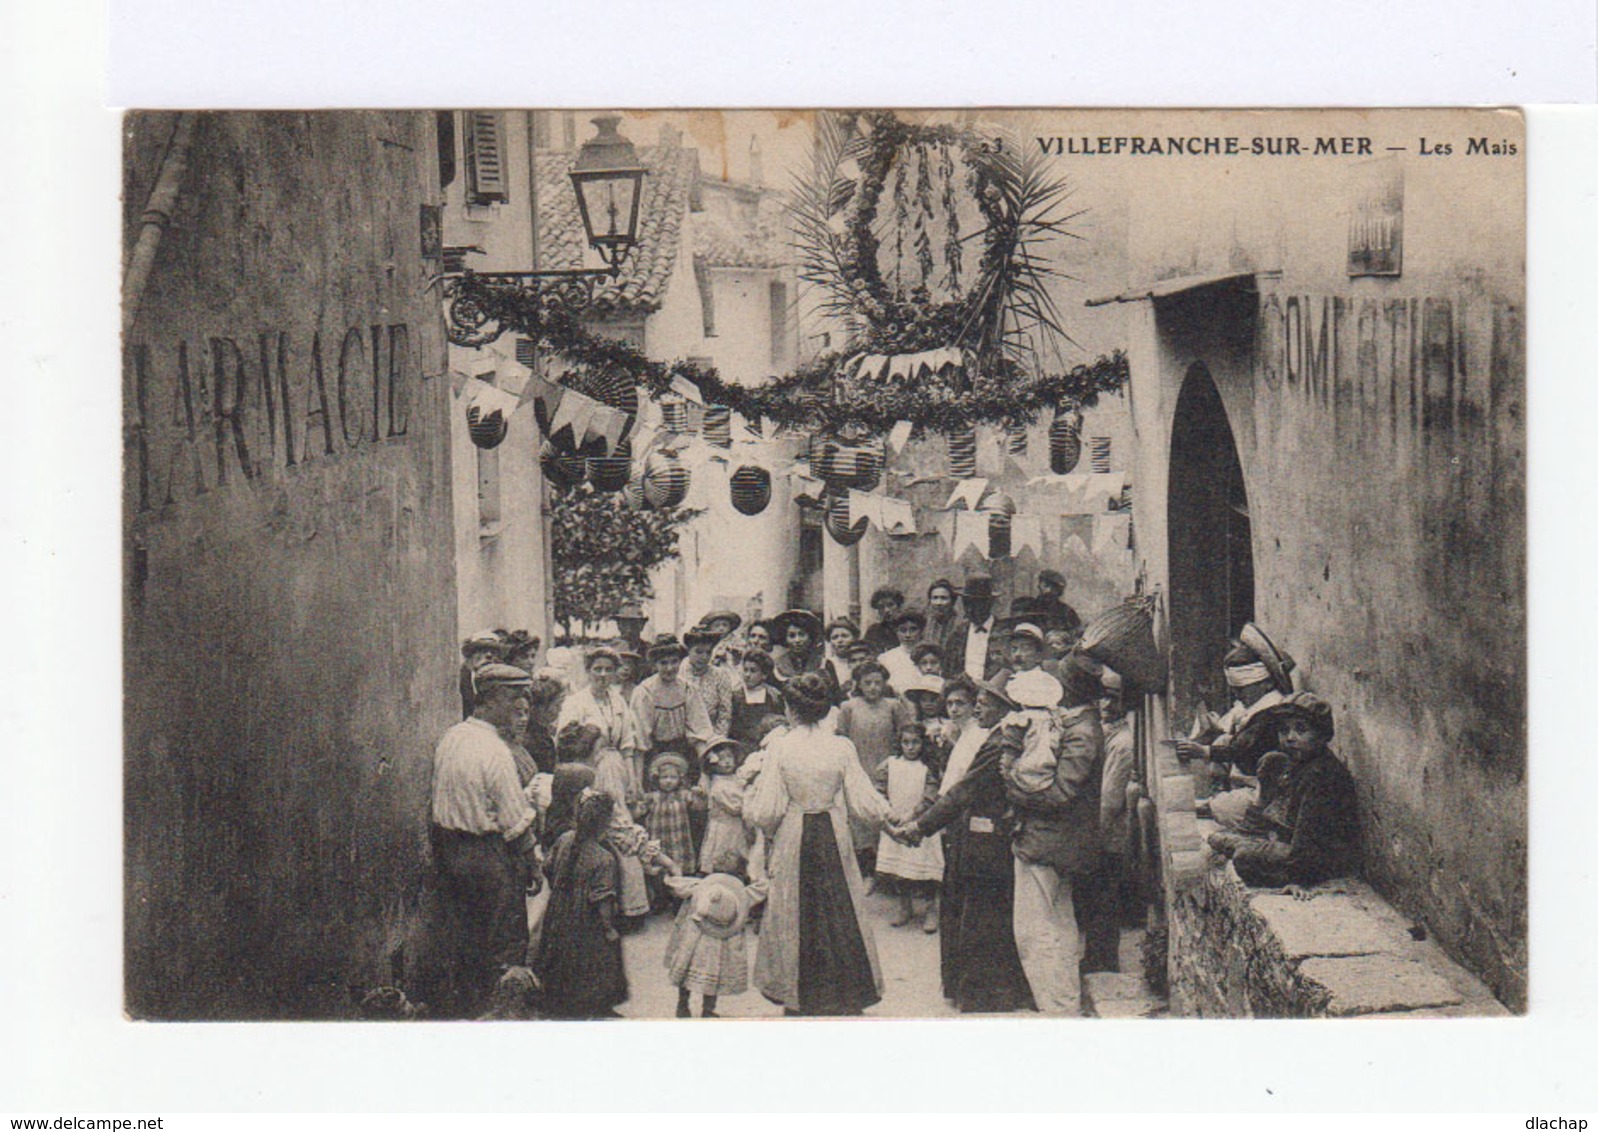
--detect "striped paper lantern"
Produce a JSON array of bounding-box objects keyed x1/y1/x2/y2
[
  {"x1": 987, "y1": 511, "x2": 1013, "y2": 559},
  {"x1": 587, "y1": 439, "x2": 632, "y2": 493},
  {"x1": 622, "y1": 477, "x2": 649, "y2": 511},
  {"x1": 540, "y1": 441, "x2": 588, "y2": 488},
  {"x1": 703, "y1": 405, "x2": 732, "y2": 448},
  {"x1": 660, "y1": 398, "x2": 689, "y2": 434},
  {"x1": 811, "y1": 438, "x2": 883, "y2": 492},
  {"x1": 1048, "y1": 410, "x2": 1083, "y2": 474},
  {"x1": 947, "y1": 427, "x2": 978, "y2": 479},
  {"x1": 823, "y1": 490, "x2": 869, "y2": 547},
  {"x1": 1007, "y1": 423, "x2": 1029, "y2": 456},
  {"x1": 467, "y1": 404, "x2": 509, "y2": 450},
  {"x1": 642, "y1": 449, "x2": 690, "y2": 509},
  {"x1": 980, "y1": 490, "x2": 1016, "y2": 559},
  {"x1": 729, "y1": 465, "x2": 772, "y2": 515},
  {"x1": 1090, "y1": 436, "x2": 1112, "y2": 474}
]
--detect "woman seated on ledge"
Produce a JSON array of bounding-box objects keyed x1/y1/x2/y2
[{"x1": 1207, "y1": 693, "x2": 1358, "y2": 888}]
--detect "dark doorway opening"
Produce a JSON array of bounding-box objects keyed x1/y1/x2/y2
[{"x1": 1168, "y1": 362, "x2": 1255, "y2": 723}]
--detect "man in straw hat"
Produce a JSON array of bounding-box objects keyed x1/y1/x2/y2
[
  {"x1": 428, "y1": 663, "x2": 541, "y2": 1017},
  {"x1": 1175, "y1": 622, "x2": 1296, "y2": 829}
]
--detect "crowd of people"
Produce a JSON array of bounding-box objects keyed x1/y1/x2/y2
[{"x1": 423, "y1": 576, "x2": 1360, "y2": 1020}]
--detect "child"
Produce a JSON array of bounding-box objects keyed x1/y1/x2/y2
[
  {"x1": 636, "y1": 753, "x2": 697, "y2": 899},
  {"x1": 1000, "y1": 667, "x2": 1067, "y2": 795},
  {"x1": 729, "y1": 649, "x2": 786, "y2": 751},
  {"x1": 835, "y1": 661, "x2": 915, "y2": 877},
  {"x1": 912, "y1": 643, "x2": 946, "y2": 684},
  {"x1": 696, "y1": 739, "x2": 749, "y2": 877},
  {"x1": 536, "y1": 790, "x2": 630, "y2": 1019},
  {"x1": 873, "y1": 724, "x2": 944, "y2": 932},
  {"x1": 579, "y1": 719, "x2": 654, "y2": 927},
  {"x1": 663, "y1": 852, "x2": 768, "y2": 1017}
]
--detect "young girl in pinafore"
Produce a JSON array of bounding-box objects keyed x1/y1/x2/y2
[{"x1": 873, "y1": 723, "x2": 945, "y2": 932}]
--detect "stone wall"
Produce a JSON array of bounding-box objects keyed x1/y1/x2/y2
[
  {"x1": 122, "y1": 112, "x2": 455, "y2": 1018},
  {"x1": 1169, "y1": 852, "x2": 1510, "y2": 1019}
]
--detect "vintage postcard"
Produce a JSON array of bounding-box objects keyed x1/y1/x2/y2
[{"x1": 121, "y1": 108, "x2": 1524, "y2": 1021}]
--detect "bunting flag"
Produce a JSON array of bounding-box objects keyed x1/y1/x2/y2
[
  {"x1": 950, "y1": 512, "x2": 988, "y2": 560},
  {"x1": 886, "y1": 420, "x2": 915, "y2": 455},
  {"x1": 1011, "y1": 513, "x2": 1045, "y2": 557},
  {"x1": 944, "y1": 478, "x2": 989, "y2": 511},
  {"x1": 877, "y1": 495, "x2": 917, "y2": 535},
  {"x1": 464, "y1": 378, "x2": 523, "y2": 422},
  {"x1": 846, "y1": 489, "x2": 881, "y2": 528},
  {"x1": 1092, "y1": 512, "x2": 1133, "y2": 557},
  {"x1": 669, "y1": 374, "x2": 704, "y2": 404},
  {"x1": 1061, "y1": 531, "x2": 1091, "y2": 559},
  {"x1": 975, "y1": 426, "x2": 1008, "y2": 477}
]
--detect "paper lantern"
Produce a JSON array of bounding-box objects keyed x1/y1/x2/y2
[
  {"x1": 642, "y1": 449, "x2": 690, "y2": 509},
  {"x1": 467, "y1": 404, "x2": 508, "y2": 450},
  {"x1": 1007, "y1": 424, "x2": 1029, "y2": 456},
  {"x1": 703, "y1": 405, "x2": 732, "y2": 448},
  {"x1": 622, "y1": 477, "x2": 650, "y2": 511},
  {"x1": 587, "y1": 439, "x2": 632, "y2": 493},
  {"x1": 540, "y1": 442, "x2": 587, "y2": 488},
  {"x1": 986, "y1": 511, "x2": 1013, "y2": 559},
  {"x1": 1090, "y1": 436, "x2": 1112, "y2": 474},
  {"x1": 823, "y1": 490, "x2": 869, "y2": 546},
  {"x1": 660, "y1": 397, "x2": 689, "y2": 434},
  {"x1": 1049, "y1": 410, "x2": 1083, "y2": 474},
  {"x1": 979, "y1": 490, "x2": 1016, "y2": 559},
  {"x1": 812, "y1": 437, "x2": 883, "y2": 491},
  {"x1": 947, "y1": 427, "x2": 977, "y2": 479},
  {"x1": 729, "y1": 465, "x2": 772, "y2": 516}
]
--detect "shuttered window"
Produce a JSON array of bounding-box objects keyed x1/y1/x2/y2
[{"x1": 464, "y1": 111, "x2": 509, "y2": 204}]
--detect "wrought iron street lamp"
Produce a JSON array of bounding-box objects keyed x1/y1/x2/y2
[{"x1": 442, "y1": 114, "x2": 649, "y2": 347}]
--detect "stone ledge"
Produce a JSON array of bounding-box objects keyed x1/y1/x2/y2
[{"x1": 1168, "y1": 857, "x2": 1509, "y2": 1018}]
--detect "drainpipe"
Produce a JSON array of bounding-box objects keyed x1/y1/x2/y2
[
  {"x1": 123, "y1": 113, "x2": 197, "y2": 339},
  {"x1": 528, "y1": 112, "x2": 558, "y2": 646}
]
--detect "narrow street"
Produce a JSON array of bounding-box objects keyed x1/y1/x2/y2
[{"x1": 545, "y1": 887, "x2": 1156, "y2": 1019}]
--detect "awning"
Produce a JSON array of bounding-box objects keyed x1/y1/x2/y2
[{"x1": 1085, "y1": 269, "x2": 1280, "y2": 307}]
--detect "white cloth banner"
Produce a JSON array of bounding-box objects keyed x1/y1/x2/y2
[
  {"x1": 1012, "y1": 513, "x2": 1045, "y2": 557},
  {"x1": 877, "y1": 495, "x2": 918, "y2": 535},
  {"x1": 464, "y1": 378, "x2": 523, "y2": 420},
  {"x1": 1092, "y1": 512, "x2": 1133, "y2": 557},
  {"x1": 945, "y1": 478, "x2": 989, "y2": 511},
  {"x1": 951, "y1": 512, "x2": 988, "y2": 560}
]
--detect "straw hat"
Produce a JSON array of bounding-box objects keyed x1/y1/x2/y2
[{"x1": 689, "y1": 874, "x2": 751, "y2": 941}]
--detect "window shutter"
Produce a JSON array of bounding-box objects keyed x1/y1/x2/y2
[{"x1": 465, "y1": 111, "x2": 509, "y2": 204}]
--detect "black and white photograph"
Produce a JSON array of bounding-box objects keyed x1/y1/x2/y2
[{"x1": 119, "y1": 107, "x2": 1525, "y2": 1024}]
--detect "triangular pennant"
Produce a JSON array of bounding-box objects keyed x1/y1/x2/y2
[
  {"x1": 465, "y1": 378, "x2": 523, "y2": 420},
  {"x1": 945, "y1": 478, "x2": 989, "y2": 511},
  {"x1": 886, "y1": 420, "x2": 914, "y2": 455},
  {"x1": 669, "y1": 374, "x2": 704, "y2": 404},
  {"x1": 951, "y1": 512, "x2": 987, "y2": 560},
  {"x1": 848, "y1": 489, "x2": 882, "y2": 528},
  {"x1": 877, "y1": 495, "x2": 917, "y2": 535},
  {"x1": 1012, "y1": 514, "x2": 1045, "y2": 557}
]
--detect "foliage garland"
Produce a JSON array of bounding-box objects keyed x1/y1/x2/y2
[
  {"x1": 455, "y1": 284, "x2": 1129, "y2": 434},
  {"x1": 451, "y1": 109, "x2": 1131, "y2": 436}
]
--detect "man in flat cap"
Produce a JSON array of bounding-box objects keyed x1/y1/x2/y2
[{"x1": 429, "y1": 663, "x2": 541, "y2": 1017}]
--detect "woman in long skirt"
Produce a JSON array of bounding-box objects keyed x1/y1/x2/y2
[{"x1": 745, "y1": 672, "x2": 895, "y2": 1016}]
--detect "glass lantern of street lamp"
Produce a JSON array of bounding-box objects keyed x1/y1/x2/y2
[{"x1": 570, "y1": 116, "x2": 648, "y2": 276}]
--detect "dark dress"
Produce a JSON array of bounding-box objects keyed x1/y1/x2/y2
[
  {"x1": 1230, "y1": 751, "x2": 1359, "y2": 887},
  {"x1": 536, "y1": 832, "x2": 628, "y2": 1018},
  {"x1": 729, "y1": 685, "x2": 787, "y2": 750},
  {"x1": 913, "y1": 730, "x2": 1036, "y2": 1013}
]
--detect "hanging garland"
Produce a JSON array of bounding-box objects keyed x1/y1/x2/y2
[{"x1": 447, "y1": 108, "x2": 1129, "y2": 437}]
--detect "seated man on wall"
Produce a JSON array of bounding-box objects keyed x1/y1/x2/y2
[{"x1": 1206, "y1": 693, "x2": 1359, "y2": 888}]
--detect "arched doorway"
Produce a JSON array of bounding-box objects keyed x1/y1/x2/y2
[{"x1": 1167, "y1": 362, "x2": 1254, "y2": 721}]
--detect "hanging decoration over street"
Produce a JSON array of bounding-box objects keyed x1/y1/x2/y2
[
  {"x1": 587, "y1": 439, "x2": 632, "y2": 493},
  {"x1": 1049, "y1": 408, "x2": 1085, "y2": 474},
  {"x1": 729, "y1": 465, "x2": 773, "y2": 515},
  {"x1": 467, "y1": 404, "x2": 509, "y2": 450},
  {"x1": 947, "y1": 428, "x2": 978, "y2": 479},
  {"x1": 445, "y1": 109, "x2": 1128, "y2": 439},
  {"x1": 642, "y1": 449, "x2": 690, "y2": 510},
  {"x1": 823, "y1": 490, "x2": 869, "y2": 546},
  {"x1": 703, "y1": 405, "x2": 732, "y2": 448},
  {"x1": 540, "y1": 442, "x2": 588, "y2": 489}
]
